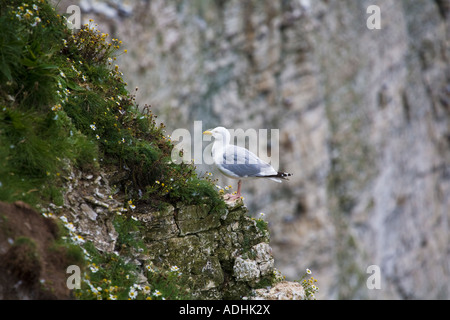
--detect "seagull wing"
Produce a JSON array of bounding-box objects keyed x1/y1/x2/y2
[{"x1": 216, "y1": 145, "x2": 278, "y2": 179}]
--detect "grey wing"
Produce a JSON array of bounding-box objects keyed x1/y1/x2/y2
[{"x1": 219, "y1": 146, "x2": 276, "y2": 178}]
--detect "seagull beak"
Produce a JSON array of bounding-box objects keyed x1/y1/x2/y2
[{"x1": 203, "y1": 130, "x2": 212, "y2": 135}]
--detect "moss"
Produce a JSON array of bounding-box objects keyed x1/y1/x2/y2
[
  {"x1": 63, "y1": 243, "x2": 86, "y2": 266},
  {"x1": 112, "y1": 214, "x2": 146, "y2": 252},
  {"x1": 176, "y1": 204, "x2": 221, "y2": 236}
]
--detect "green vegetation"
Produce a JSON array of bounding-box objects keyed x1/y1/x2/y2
[
  {"x1": 0, "y1": 0, "x2": 225, "y2": 211},
  {"x1": 296, "y1": 268, "x2": 319, "y2": 300}
]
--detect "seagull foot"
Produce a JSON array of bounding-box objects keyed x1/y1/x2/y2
[{"x1": 223, "y1": 193, "x2": 243, "y2": 202}]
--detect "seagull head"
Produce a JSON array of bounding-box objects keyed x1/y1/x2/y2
[{"x1": 203, "y1": 126, "x2": 230, "y2": 144}]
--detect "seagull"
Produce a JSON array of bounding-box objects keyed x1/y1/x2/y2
[{"x1": 203, "y1": 127, "x2": 292, "y2": 201}]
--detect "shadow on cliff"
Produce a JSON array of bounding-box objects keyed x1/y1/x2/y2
[{"x1": 0, "y1": 201, "x2": 83, "y2": 299}]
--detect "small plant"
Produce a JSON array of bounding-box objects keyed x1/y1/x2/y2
[
  {"x1": 74, "y1": 245, "x2": 142, "y2": 300},
  {"x1": 112, "y1": 212, "x2": 146, "y2": 254},
  {"x1": 253, "y1": 212, "x2": 269, "y2": 233},
  {"x1": 62, "y1": 20, "x2": 124, "y2": 66},
  {"x1": 144, "y1": 263, "x2": 192, "y2": 300},
  {"x1": 296, "y1": 268, "x2": 319, "y2": 299}
]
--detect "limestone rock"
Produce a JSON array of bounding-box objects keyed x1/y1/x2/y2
[
  {"x1": 61, "y1": 168, "x2": 120, "y2": 253},
  {"x1": 233, "y1": 243, "x2": 274, "y2": 283},
  {"x1": 252, "y1": 281, "x2": 306, "y2": 300},
  {"x1": 142, "y1": 200, "x2": 274, "y2": 299},
  {"x1": 176, "y1": 204, "x2": 221, "y2": 236},
  {"x1": 138, "y1": 204, "x2": 179, "y2": 241},
  {"x1": 234, "y1": 257, "x2": 260, "y2": 282}
]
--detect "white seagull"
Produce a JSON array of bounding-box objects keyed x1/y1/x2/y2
[{"x1": 203, "y1": 127, "x2": 292, "y2": 201}]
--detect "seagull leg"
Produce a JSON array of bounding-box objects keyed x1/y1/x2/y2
[
  {"x1": 224, "y1": 180, "x2": 242, "y2": 201},
  {"x1": 236, "y1": 180, "x2": 242, "y2": 197}
]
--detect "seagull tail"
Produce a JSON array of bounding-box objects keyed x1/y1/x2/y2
[
  {"x1": 264, "y1": 171, "x2": 293, "y2": 182},
  {"x1": 276, "y1": 171, "x2": 292, "y2": 180}
]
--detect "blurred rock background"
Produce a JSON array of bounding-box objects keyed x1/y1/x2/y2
[{"x1": 56, "y1": 0, "x2": 450, "y2": 299}]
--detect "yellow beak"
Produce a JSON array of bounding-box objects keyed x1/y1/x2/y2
[{"x1": 203, "y1": 130, "x2": 212, "y2": 135}]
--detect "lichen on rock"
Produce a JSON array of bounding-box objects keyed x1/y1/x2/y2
[
  {"x1": 140, "y1": 198, "x2": 276, "y2": 299},
  {"x1": 252, "y1": 281, "x2": 306, "y2": 300}
]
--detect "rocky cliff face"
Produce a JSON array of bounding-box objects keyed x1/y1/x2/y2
[
  {"x1": 67, "y1": 0, "x2": 450, "y2": 299},
  {"x1": 63, "y1": 167, "x2": 279, "y2": 299},
  {"x1": 0, "y1": 165, "x2": 284, "y2": 300}
]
